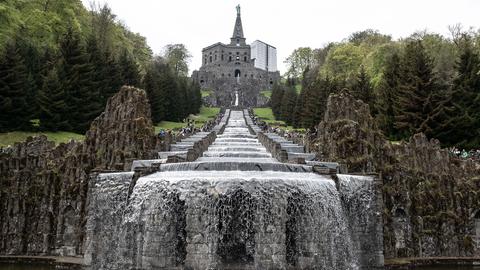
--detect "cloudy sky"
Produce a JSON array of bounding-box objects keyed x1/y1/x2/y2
[{"x1": 80, "y1": 0, "x2": 479, "y2": 75}]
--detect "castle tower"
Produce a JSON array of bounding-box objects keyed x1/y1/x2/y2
[
  {"x1": 230, "y1": 5, "x2": 246, "y2": 46},
  {"x1": 193, "y1": 5, "x2": 280, "y2": 107}
]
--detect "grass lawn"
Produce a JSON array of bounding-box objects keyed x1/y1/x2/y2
[
  {"x1": 154, "y1": 121, "x2": 188, "y2": 133},
  {"x1": 201, "y1": 89, "x2": 213, "y2": 97},
  {"x1": 253, "y1": 107, "x2": 306, "y2": 132},
  {"x1": 260, "y1": 90, "x2": 272, "y2": 98},
  {"x1": 0, "y1": 131, "x2": 85, "y2": 147},
  {"x1": 154, "y1": 106, "x2": 221, "y2": 133},
  {"x1": 253, "y1": 107, "x2": 287, "y2": 125},
  {"x1": 190, "y1": 106, "x2": 220, "y2": 124}
]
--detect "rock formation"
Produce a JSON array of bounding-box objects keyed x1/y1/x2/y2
[
  {"x1": 312, "y1": 90, "x2": 480, "y2": 258},
  {"x1": 0, "y1": 86, "x2": 156, "y2": 256}
]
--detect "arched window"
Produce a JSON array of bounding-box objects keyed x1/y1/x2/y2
[
  {"x1": 209, "y1": 56, "x2": 212, "y2": 63},
  {"x1": 234, "y1": 69, "x2": 241, "y2": 78},
  {"x1": 214, "y1": 55, "x2": 217, "y2": 61},
  {"x1": 221, "y1": 54, "x2": 224, "y2": 61},
  {"x1": 229, "y1": 56, "x2": 232, "y2": 62},
  {"x1": 244, "y1": 56, "x2": 247, "y2": 62}
]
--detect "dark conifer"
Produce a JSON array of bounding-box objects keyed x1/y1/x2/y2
[
  {"x1": 143, "y1": 62, "x2": 165, "y2": 123},
  {"x1": 0, "y1": 40, "x2": 31, "y2": 131},
  {"x1": 394, "y1": 40, "x2": 439, "y2": 139},
  {"x1": 270, "y1": 83, "x2": 285, "y2": 118},
  {"x1": 280, "y1": 86, "x2": 297, "y2": 125},
  {"x1": 435, "y1": 37, "x2": 480, "y2": 148},
  {"x1": 120, "y1": 50, "x2": 140, "y2": 87},
  {"x1": 38, "y1": 68, "x2": 68, "y2": 131},
  {"x1": 377, "y1": 52, "x2": 401, "y2": 139},
  {"x1": 351, "y1": 65, "x2": 375, "y2": 114},
  {"x1": 58, "y1": 26, "x2": 101, "y2": 133}
]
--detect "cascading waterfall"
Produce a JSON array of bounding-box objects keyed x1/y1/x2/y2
[{"x1": 85, "y1": 110, "x2": 383, "y2": 270}]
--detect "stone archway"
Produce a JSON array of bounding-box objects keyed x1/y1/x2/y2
[{"x1": 234, "y1": 69, "x2": 241, "y2": 83}]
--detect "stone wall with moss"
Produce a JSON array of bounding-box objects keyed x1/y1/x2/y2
[
  {"x1": 311, "y1": 90, "x2": 480, "y2": 258},
  {"x1": 0, "y1": 86, "x2": 156, "y2": 256}
]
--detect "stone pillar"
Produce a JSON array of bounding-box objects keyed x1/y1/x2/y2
[
  {"x1": 184, "y1": 196, "x2": 219, "y2": 269},
  {"x1": 254, "y1": 191, "x2": 287, "y2": 270}
]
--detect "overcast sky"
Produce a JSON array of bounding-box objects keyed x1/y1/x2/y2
[{"x1": 80, "y1": 0, "x2": 479, "y2": 75}]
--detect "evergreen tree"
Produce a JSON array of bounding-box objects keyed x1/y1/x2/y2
[
  {"x1": 120, "y1": 50, "x2": 140, "y2": 87},
  {"x1": 175, "y1": 77, "x2": 189, "y2": 120},
  {"x1": 280, "y1": 86, "x2": 297, "y2": 125},
  {"x1": 301, "y1": 76, "x2": 337, "y2": 128},
  {"x1": 58, "y1": 26, "x2": 101, "y2": 133},
  {"x1": 436, "y1": 38, "x2": 480, "y2": 148},
  {"x1": 103, "y1": 48, "x2": 123, "y2": 101},
  {"x1": 0, "y1": 40, "x2": 31, "y2": 131},
  {"x1": 377, "y1": 52, "x2": 401, "y2": 139},
  {"x1": 351, "y1": 65, "x2": 375, "y2": 113},
  {"x1": 18, "y1": 41, "x2": 41, "y2": 121},
  {"x1": 143, "y1": 62, "x2": 166, "y2": 123},
  {"x1": 159, "y1": 68, "x2": 180, "y2": 121},
  {"x1": 270, "y1": 83, "x2": 285, "y2": 118},
  {"x1": 394, "y1": 40, "x2": 440, "y2": 139},
  {"x1": 38, "y1": 68, "x2": 68, "y2": 131},
  {"x1": 190, "y1": 81, "x2": 202, "y2": 115},
  {"x1": 292, "y1": 88, "x2": 305, "y2": 128}
]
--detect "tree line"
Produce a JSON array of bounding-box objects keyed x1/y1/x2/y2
[
  {"x1": 0, "y1": 1, "x2": 201, "y2": 134},
  {"x1": 144, "y1": 51, "x2": 202, "y2": 124},
  {"x1": 275, "y1": 28, "x2": 480, "y2": 149}
]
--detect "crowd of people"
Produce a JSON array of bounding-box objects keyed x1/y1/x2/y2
[
  {"x1": 156, "y1": 111, "x2": 225, "y2": 142},
  {"x1": 449, "y1": 147, "x2": 480, "y2": 161}
]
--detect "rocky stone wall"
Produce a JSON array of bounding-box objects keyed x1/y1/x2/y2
[
  {"x1": 311, "y1": 90, "x2": 480, "y2": 258},
  {"x1": 0, "y1": 86, "x2": 156, "y2": 256}
]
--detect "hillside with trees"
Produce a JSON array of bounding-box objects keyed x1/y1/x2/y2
[
  {"x1": 273, "y1": 27, "x2": 480, "y2": 149},
  {"x1": 0, "y1": 0, "x2": 201, "y2": 135}
]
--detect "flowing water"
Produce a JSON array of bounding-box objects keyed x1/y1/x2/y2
[{"x1": 84, "y1": 110, "x2": 382, "y2": 270}]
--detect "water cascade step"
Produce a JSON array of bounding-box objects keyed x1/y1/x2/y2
[{"x1": 85, "y1": 110, "x2": 384, "y2": 270}]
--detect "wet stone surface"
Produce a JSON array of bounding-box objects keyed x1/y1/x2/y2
[{"x1": 85, "y1": 110, "x2": 383, "y2": 270}]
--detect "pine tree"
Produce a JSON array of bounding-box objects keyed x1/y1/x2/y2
[
  {"x1": 377, "y1": 52, "x2": 401, "y2": 138},
  {"x1": 19, "y1": 42, "x2": 41, "y2": 121},
  {"x1": 435, "y1": 38, "x2": 480, "y2": 148},
  {"x1": 292, "y1": 89, "x2": 305, "y2": 128},
  {"x1": 190, "y1": 81, "x2": 202, "y2": 115},
  {"x1": 175, "y1": 77, "x2": 189, "y2": 120},
  {"x1": 280, "y1": 86, "x2": 297, "y2": 125},
  {"x1": 394, "y1": 40, "x2": 439, "y2": 139},
  {"x1": 300, "y1": 76, "x2": 337, "y2": 128},
  {"x1": 159, "y1": 69, "x2": 180, "y2": 121},
  {"x1": 270, "y1": 83, "x2": 285, "y2": 119},
  {"x1": 351, "y1": 65, "x2": 375, "y2": 114},
  {"x1": 58, "y1": 26, "x2": 101, "y2": 133},
  {"x1": 103, "y1": 48, "x2": 123, "y2": 101},
  {"x1": 143, "y1": 63, "x2": 165, "y2": 123},
  {"x1": 38, "y1": 68, "x2": 68, "y2": 131},
  {"x1": 0, "y1": 40, "x2": 31, "y2": 131},
  {"x1": 120, "y1": 50, "x2": 140, "y2": 87}
]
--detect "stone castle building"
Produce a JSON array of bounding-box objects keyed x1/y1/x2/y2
[{"x1": 192, "y1": 5, "x2": 280, "y2": 107}]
